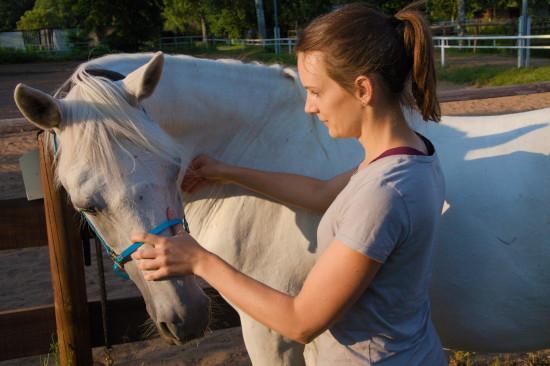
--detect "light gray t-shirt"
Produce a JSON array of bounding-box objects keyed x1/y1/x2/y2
[{"x1": 315, "y1": 147, "x2": 447, "y2": 365}]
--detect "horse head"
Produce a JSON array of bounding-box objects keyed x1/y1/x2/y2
[{"x1": 13, "y1": 52, "x2": 210, "y2": 344}]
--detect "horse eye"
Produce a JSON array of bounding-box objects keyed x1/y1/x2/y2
[{"x1": 80, "y1": 206, "x2": 98, "y2": 215}]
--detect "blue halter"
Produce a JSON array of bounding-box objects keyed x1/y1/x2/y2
[
  {"x1": 85, "y1": 216, "x2": 187, "y2": 280},
  {"x1": 50, "y1": 131, "x2": 189, "y2": 280}
]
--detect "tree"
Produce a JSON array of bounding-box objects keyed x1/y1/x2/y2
[
  {"x1": 207, "y1": 5, "x2": 251, "y2": 39},
  {"x1": 16, "y1": 0, "x2": 93, "y2": 30},
  {"x1": 163, "y1": 0, "x2": 256, "y2": 39},
  {"x1": 83, "y1": 0, "x2": 163, "y2": 51},
  {"x1": 0, "y1": 0, "x2": 34, "y2": 31},
  {"x1": 163, "y1": 0, "x2": 214, "y2": 42},
  {"x1": 279, "y1": 0, "x2": 332, "y2": 32},
  {"x1": 17, "y1": 0, "x2": 65, "y2": 30},
  {"x1": 428, "y1": 0, "x2": 457, "y2": 21}
]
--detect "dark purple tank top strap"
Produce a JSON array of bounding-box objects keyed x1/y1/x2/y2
[
  {"x1": 369, "y1": 147, "x2": 427, "y2": 164},
  {"x1": 368, "y1": 132, "x2": 435, "y2": 165}
]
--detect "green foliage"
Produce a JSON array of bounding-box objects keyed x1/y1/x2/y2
[
  {"x1": 210, "y1": 0, "x2": 257, "y2": 38},
  {"x1": 428, "y1": 0, "x2": 457, "y2": 21},
  {"x1": 208, "y1": 7, "x2": 248, "y2": 39},
  {"x1": 0, "y1": 0, "x2": 34, "y2": 31},
  {"x1": 279, "y1": 0, "x2": 333, "y2": 29},
  {"x1": 17, "y1": 0, "x2": 65, "y2": 30},
  {"x1": 428, "y1": 0, "x2": 549, "y2": 21},
  {"x1": 364, "y1": 0, "x2": 417, "y2": 14},
  {"x1": 16, "y1": 0, "x2": 90, "y2": 30},
  {"x1": 162, "y1": 0, "x2": 256, "y2": 38},
  {"x1": 83, "y1": 0, "x2": 163, "y2": 51},
  {"x1": 162, "y1": 0, "x2": 208, "y2": 34}
]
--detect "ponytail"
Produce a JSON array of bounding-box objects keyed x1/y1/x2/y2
[{"x1": 395, "y1": 9, "x2": 441, "y2": 122}]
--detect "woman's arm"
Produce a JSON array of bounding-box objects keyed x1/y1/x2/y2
[
  {"x1": 182, "y1": 155, "x2": 354, "y2": 212},
  {"x1": 131, "y1": 229, "x2": 381, "y2": 344}
]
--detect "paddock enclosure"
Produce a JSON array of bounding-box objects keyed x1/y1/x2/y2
[{"x1": 1, "y1": 60, "x2": 550, "y2": 365}]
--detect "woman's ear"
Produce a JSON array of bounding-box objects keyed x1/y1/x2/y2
[{"x1": 354, "y1": 75, "x2": 374, "y2": 107}]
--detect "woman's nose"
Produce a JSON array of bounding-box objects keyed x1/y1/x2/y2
[{"x1": 304, "y1": 97, "x2": 318, "y2": 114}]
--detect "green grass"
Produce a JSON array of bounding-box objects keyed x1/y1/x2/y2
[{"x1": 437, "y1": 64, "x2": 550, "y2": 87}]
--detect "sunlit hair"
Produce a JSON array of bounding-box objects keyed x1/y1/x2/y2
[{"x1": 295, "y1": 2, "x2": 440, "y2": 122}]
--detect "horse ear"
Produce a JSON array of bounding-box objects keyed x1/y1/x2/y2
[
  {"x1": 122, "y1": 51, "x2": 164, "y2": 101},
  {"x1": 14, "y1": 83, "x2": 62, "y2": 130}
]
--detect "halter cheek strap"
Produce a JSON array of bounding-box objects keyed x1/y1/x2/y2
[{"x1": 49, "y1": 131, "x2": 190, "y2": 280}]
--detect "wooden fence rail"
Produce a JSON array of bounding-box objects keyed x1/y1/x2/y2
[
  {"x1": 0, "y1": 290, "x2": 240, "y2": 361},
  {"x1": 0, "y1": 197, "x2": 47, "y2": 250}
]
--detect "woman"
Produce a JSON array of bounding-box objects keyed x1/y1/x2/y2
[{"x1": 132, "y1": 3, "x2": 447, "y2": 365}]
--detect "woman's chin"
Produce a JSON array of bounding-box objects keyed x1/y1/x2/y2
[{"x1": 327, "y1": 129, "x2": 346, "y2": 139}]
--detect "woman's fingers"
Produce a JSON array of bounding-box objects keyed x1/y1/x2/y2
[
  {"x1": 181, "y1": 154, "x2": 224, "y2": 194},
  {"x1": 137, "y1": 258, "x2": 162, "y2": 271},
  {"x1": 130, "y1": 232, "x2": 164, "y2": 247},
  {"x1": 131, "y1": 246, "x2": 157, "y2": 260},
  {"x1": 143, "y1": 268, "x2": 170, "y2": 281}
]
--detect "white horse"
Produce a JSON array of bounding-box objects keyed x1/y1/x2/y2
[{"x1": 13, "y1": 52, "x2": 550, "y2": 365}]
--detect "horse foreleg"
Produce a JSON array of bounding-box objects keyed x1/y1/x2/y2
[{"x1": 239, "y1": 312, "x2": 306, "y2": 366}]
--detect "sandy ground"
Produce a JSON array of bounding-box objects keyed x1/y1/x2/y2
[{"x1": 1, "y1": 61, "x2": 550, "y2": 365}]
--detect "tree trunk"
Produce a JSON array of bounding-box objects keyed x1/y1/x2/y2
[
  {"x1": 200, "y1": 14, "x2": 208, "y2": 48},
  {"x1": 457, "y1": 0, "x2": 466, "y2": 36},
  {"x1": 254, "y1": 0, "x2": 266, "y2": 39}
]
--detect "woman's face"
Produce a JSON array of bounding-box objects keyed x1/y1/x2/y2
[{"x1": 297, "y1": 51, "x2": 363, "y2": 138}]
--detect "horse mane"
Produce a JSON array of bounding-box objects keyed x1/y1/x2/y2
[{"x1": 53, "y1": 64, "x2": 190, "y2": 196}]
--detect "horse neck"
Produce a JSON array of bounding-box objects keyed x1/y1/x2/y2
[{"x1": 145, "y1": 57, "x2": 306, "y2": 166}]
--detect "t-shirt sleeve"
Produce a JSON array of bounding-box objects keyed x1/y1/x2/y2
[{"x1": 334, "y1": 184, "x2": 410, "y2": 263}]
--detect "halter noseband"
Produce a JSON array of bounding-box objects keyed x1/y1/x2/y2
[{"x1": 85, "y1": 215, "x2": 188, "y2": 280}]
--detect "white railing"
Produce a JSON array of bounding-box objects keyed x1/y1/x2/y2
[
  {"x1": 160, "y1": 35, "x2": 550, "y2": 67},
  {"x1": 433, "y1": 35, "x2": 550, "y2": 67}
]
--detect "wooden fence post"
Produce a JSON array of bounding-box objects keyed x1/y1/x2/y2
[{"x1": 38, "y1": 133, "x2": 92, "y2": 366}]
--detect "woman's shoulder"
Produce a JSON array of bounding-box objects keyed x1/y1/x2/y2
[
  {"x1": 352, "y1": 153, "x2": 442, "y2": 192},
  {"x1": 341, "y1": 155, "x2": 444, "y2": 219}
]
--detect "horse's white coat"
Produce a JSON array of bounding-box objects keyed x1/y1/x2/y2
[{"x1": 14, "y1": 53, "x2": 550, "y2": 365}]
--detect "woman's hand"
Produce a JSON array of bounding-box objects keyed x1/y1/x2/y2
[
  {"x1": 130, "y1": 223, "x2": 209, "y2": 281},
  {"x1": 181, "y1": 154, "x2": 227, "y2": 194}
]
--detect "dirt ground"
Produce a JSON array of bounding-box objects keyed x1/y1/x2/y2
[{"x1": 1, "y1": 61, "x2": 550, "y2": 365}]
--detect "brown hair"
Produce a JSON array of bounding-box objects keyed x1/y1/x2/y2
[{"x1": 295, "y1": 2, "x2": 440, "y2": 122}]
